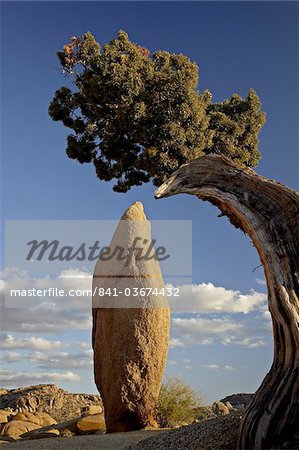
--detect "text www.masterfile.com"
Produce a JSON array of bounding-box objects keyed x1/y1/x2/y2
[{"x1": 9, "y1": 287, "x2": 180, "y2": 298}]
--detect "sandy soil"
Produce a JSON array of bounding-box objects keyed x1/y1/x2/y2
[{"x1": 3, "y1": 430, "x2": 167, "y2": 450}]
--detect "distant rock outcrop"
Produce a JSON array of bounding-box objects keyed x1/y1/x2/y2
[
  {"x1": 0, "y1": 384, "x2": 102, "y2": 422},
  {"x1": 92, "y1": 201, "x2": 170, "y2": 433},
  {"x1": 220, "y1": 393, "x2": 253, "y2": 411},
  {"x1": 212, "y1": 401, "x2": 230, "y2": 416}
]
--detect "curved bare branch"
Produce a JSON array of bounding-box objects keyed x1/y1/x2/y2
[{"x1": 155, "y1": 155, "x2": 299, "y2": 450}]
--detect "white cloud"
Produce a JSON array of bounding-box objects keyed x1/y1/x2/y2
[
  {"x1": 36, "y1": 350, "x2": 93, "y2": 370},
  {"x1": 1, "y1": 267, "x2": 92, "y2": 307},
  {"x1": 168, "y1": 283, "x2": 267, "y2": 314},
  {"x1": 203, "y1": 364, "x2": 219, "y2": 371},
  {"x1": 1, "y1": 269, "x2": 269, "y2": 339},
  {"x1": 76, "y1": 341, "x2": 90, "y2": 349},
  {"x1": 172, "y1": 317, "x2": 243, "y2": 335},
  {"x1": 183, "y1": 358, "x2": 192, "y2": 370},
  {"x1": 201, "y1": 338, "x2": 214, "y2": 345},
  {"x1": 1, "y1": 348, "x2": 93, "y2": 372},
  {"x1": 58, "y1": 269, "x2": 92, "y2": 279},
  {"x1": 202, "y1": 363, "x2": 237, "y2": 371},
  {"x1": 0, "y1": 370, "x2": 81, "y2": 387},
  {"x1": 224, "y1": 364, "x2": 236, "y2": 371},
  {"x1": 170, "y1": 316, "x2": 241, "y2": 348},
  {"x1": 1, "y1": 302, "x2": 91, "y2": 334},
  {"x1": 1, "y1": 268, "x2": 92, "y2": 334},
  {"x1": 0, "y1": 267, "x2": 27, "y2": 279},
  {"x1": 26, "y1": 351, "x2": 50, "y2": 362},
  {"x1": 169, "y1": 337, "x2": 185, "y2": 348},
  {"x1": 221, "y1": 336, "x2": 267, "y2": 348},
  {"x1": 0, "y1": 334, "x2": 63, "y2": 351},
  {"x1": 170, "y1": 315, "x2": 270, "y2": 349},
  {"x1": 0, "y1": 267, "x2": 271, "y2": 373},
  {"x1": 255, "y1": 278, "x2": 267, "y2": 287},
  {"x1": 0, "y1": 352, "x2": 22, "y2": 363},
  {"x1": 262, "y1": 310, "x2": 272, "y2": 331}
]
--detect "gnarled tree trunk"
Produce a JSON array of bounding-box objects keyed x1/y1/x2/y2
[{"x1": 155, "y1": 155, "x2": 299, "y2": 450}]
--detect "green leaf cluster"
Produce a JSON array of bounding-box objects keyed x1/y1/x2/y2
[
  {"x1": 49, "y1": 31, "x2": 266, "y2": 192},
  {"x1": 157, "y1": 377, "x2": 201, "y2": 428}
]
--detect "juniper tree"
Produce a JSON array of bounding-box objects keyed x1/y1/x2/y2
[{"x1": 49, "y1": 31, "x2": 266, "y2": 192}]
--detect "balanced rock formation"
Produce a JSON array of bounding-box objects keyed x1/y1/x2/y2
[{"x1": 92, "y1": 201, "x2": 170, "y2": 433}]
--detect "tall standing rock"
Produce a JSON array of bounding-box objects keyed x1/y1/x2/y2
[{"x1": 92, "y1": 202, "x2": 170, "y2": 433}]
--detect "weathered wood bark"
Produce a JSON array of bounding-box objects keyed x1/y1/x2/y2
[{"x1": 155, "y1": 155, "x2": 299, "y2": 450}]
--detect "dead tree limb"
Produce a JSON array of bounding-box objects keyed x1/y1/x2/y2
[{"x1": 155, "y1": 155, "x2": 299, "y2": 450}]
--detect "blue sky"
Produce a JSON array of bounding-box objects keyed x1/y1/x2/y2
[{"x1": 1, "y1": 1, "x2": 298, "y2": 403}]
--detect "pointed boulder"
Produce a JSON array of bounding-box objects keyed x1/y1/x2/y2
[{"x1": 92, "y1": 202, "x2": 170, "y2": 433}]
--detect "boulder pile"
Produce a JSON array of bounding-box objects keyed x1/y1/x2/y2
[
  {"x1": 0, "y1": 384, "x2": 102, "y2": 422},
  {"x1": 0, "y1": 406, "x2": 106, "y2": 444},
  {"x1": 0, "y1": 385, "x2": 253, "y2": 447}
]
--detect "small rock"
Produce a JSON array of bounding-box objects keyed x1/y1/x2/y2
[
  {"x1": 0, "y1": 412, "x2": 10, "y2": 424},
  {"x1": 225, "y1": 401, "x2": 234, "y2": 411},
  {"x1": 14, "y1": 412, "x2": 42, "y2": 425},
  {"x1": 60, "y1": 428, "x2": 75, "y2": 437},
  {"x1": 27, "y1": 397, "x2": 37, "y2": 411},
  {"x1": 81, "y1": 405, "x2": 103, "y2": 416},
  {"x1": 0, "y1": 420, "x2": 40, "y2": 438},
  {"x1": 212, "y1": 401, "x2": 230, "y2": 415},
  {"x1": 56, "y1": 418, "x2": 79, "y2": 433},
  {"x1": 19, "y1": 419, "x2": 79, "y2": 438},
  {"x1": 77, "y1": 414, "x2": 106, "y2": 434},
  {"x1": 25, "y1": 429, "x2": 60, "y2": 440},
  {"x1": 35, "y1": 412, "x2": 57, "y2": 426}
]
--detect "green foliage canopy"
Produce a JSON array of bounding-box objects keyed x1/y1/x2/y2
[
  {"x1": 49, "y1": 31, "x2": 266, "y2": 192},
  {"x1": 157, "y1": 377, "x2": 201, "y2": 428}
]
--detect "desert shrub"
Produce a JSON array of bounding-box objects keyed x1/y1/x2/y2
[
  {"x1": 195, "y1": 405, "x2": 215, "y2": 421},
  {"x1": 156, "y1": 377, "x2": 201, "y2": 428}
]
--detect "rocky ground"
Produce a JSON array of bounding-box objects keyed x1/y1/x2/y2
[
  {"x1": 0, "y1": 385, "x2": 252, "y2": 449},
  {"x1": 1, "y1": 430, "x2": 167, "y2": 449},
  {"x1": 126, "y1": 412, "x2": 242, "y2": 450}
]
